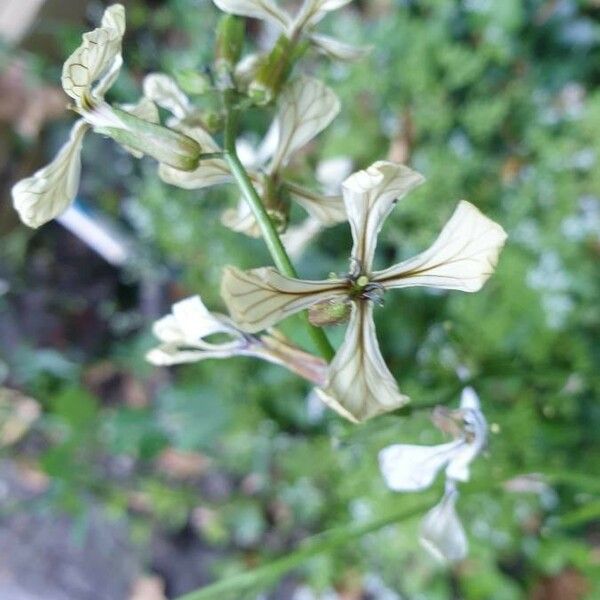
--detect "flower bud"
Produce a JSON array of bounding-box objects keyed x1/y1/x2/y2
[
  {"x1": 248, "y1": 35, "x2": 309, "y2": 105},
  {"x1": 215, "y1": 15, "x2": 245, "y2": 75},
  {"x1": 93, "y1": 106, "x2": 202, "y2": 170}
]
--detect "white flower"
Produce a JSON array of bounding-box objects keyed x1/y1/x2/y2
[
  {"x1": 378, "y1": 387, "x2": 487, "y2": 490},
  {"x1": 12, "y1": 4, "x2": 125, "y2": 228},
  {"x1": 212, "y1": 0, "x2": 369, "y2": 62},
  {"x1": 12, "y1": 5, "x2": 200, "y2": 229},
  {"x1": 221, "y1": 162, "x2": 507, "y2": 421},
  {"x1": 147, "y1": 295, "x2": 327, "y2": 385},
  {"x1": 419, "y1": 483, "x2": 468, "y2": 563},
  {"x1": 159, "y1": 75, "x2": 347, "y2": 235}
]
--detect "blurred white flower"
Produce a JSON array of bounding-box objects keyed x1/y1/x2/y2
[
  {"x1": 12, "y1": 5, "x2": 200, "y2": 228},
  {"x1": 147, "y1": 295, "x2": 327, "y2": 385},
  {"x1": 378, "y1": 388, "x2": 489, "y2": 563},
  {"x1": 379, "y1": 387, "x2": 487, "y2": 491},
  {"x1": 212, "y1": 0, "x2": 370, "y2": 62},
  {"x1": 419, "y1": 482, "x2": 468, "y2": 563}
]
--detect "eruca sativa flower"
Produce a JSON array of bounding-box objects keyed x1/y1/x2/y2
[
  {"x1": 379, "y1": 387, "x2": 487, "y2": 562},
  {"x1": 11, "y1": 1, "x2": 508, "y2": 568}
]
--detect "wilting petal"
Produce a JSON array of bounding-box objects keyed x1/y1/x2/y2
[
  {"x1": 310, "y1": 33, "x2": 371, "y2": 61},
  {"x1": 268, "y1": 76, "x2": 340, "y2": 174},
  {"x1": 420, "y1": 487, "x2": 468, "y2": 563},
  {"x1": 256, "y1": 330, "x2": 328, "y2": 385},
  {"x1": 317, "y1": 302, "x2": 409, "y2": 422},
  {"x1": 291, "y1": 0, "x2": 352, "y2": 31},
  {"x1": 221, "y1": 266, "x2": 346, "y2": 333},
  {"x1": 159, "y1": 126, "x2": 231, "y2": 189},
  {"x1": 373, "y1": 201, "x2": 507, "y2": 292},
  {"x1": 143, "y1": 73, "x2": 193, "y2": 121},
  {"x1": 148, "y1": 296, "x2": 242, "y2": 365},
  {"x1": 379, "y1": 440, "x2": 463, "y2": 492},
  {"x1": 286, "y1": 182, "x2": 347, "y2": 226},
  {"x1": 342, "y1": 161, "x2": 425, "y2": 272},
  {"x1": 147, "y1": 297, "x2": 327, "y2": 384},
  {"x1": 12, "y1": 119, "x2": 89, "y2": 228},
  {"x1": 61, "y1": 4, "x2": 125, "y2": 106},
  {"x1": 446, "y1": 387, "x2": 487, "y2": 482},
  {"x1": 101, "y1": 3, "x2": 126, "y2": 35},
  {"x1": 121, "y1": 97, "x2": 159, "y2": 124},
  {"x1": 212, "y1": 0, "x2": 291, "y2": 30}
]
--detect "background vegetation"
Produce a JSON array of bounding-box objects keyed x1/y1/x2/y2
[{"x1": 1, "y1": 0, "x2": 599, "y2": 598}]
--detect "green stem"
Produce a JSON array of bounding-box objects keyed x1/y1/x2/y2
[
  {"x1": 222, "y1": 91, "x2": 334, "y2": 361},
  {"x1": 175, "y1": 498, "x2": 433, "y2": 600}
]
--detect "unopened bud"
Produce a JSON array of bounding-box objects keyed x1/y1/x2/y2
[
  {"x1": 215, "y1": 15, "x2": 245, "y2": 73},
  {"x1": 249, "y1": 35, "x2": 309, "y2": 105},
  {"x1": 94, "y1": 106, "x2": 202, "y2": 170}
]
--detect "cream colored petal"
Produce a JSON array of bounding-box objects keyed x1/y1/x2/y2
[
  {"x1": 221, "y1": 266, "x2": 346, "y2": 332},
  {"x1": 285, "y1": 182, "x2": 346, "y2": 226},
  {"x1": 378, "y1": 440, "x2": 463, "y2": 492},
  {"x1": 268, "y1": 76, "x2": 340, "y2": 174},
  {"x1": 257, "y1": 330, "x2": 328, "y2": 385},
  {"x1": 309, "y1": 33, "x2": 372, "y2": 61},
  {"x1": 420, "y1": 488, "x2": 468, "y2": 563},
  {"x1": 281, "y1": 216, "x2": 324, "y2": 260},
  {"x1": 143, "y1": 73, "x2": 192, "y2": 121},
  {"x1": 171, "y1": 295, "x2": 235, "y2": 342},
  {"x1": 159, "y1": 126, "x2": 231, "y2": 189},
  {"x1": 373, "y1": 201, "x2": 507, "y2": 292},
  {"x1": 342, "y1": 161, "x2": 425, "y2": 272},
  {"x1": 221, "y1": 200, "x2": 263, "y2": 238},
  {"x1": 121, "y1": 97, "x2": 160, "y2": 123},
  {"x1": 146, "y1": 346, "x2": 237, "y2": 366},
  {"x1": 317, "y1": 302, "x2": 409, "y2": 422},
  {"x1": 291, "y1": 0, "x2": 351, "y2": 32},
  {"x1": 101, "y1": 3, "x2": 126, "y2": 35},
  {"x1": 11, "y1": 119, "x2": 89, "y2": 228},
  {"x1": 446, "y1": 387, "x2": 487, "y2": 482},
  {"x1": 61, "y1": 5, "x2": 125, "y2": 106},
  {"x1": 93, "y1": 54, "x2": 123, "y2": 99},
  {"x1": 212, "y1": 0, "x2": 291, "y2": 30},
  {"x1": 152, "y1": 297, "x2": 235, "y2": 347}
]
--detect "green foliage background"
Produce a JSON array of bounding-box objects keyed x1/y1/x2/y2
[{"x1": 2, "y1": 0, "x2": 600, "y2": 598}]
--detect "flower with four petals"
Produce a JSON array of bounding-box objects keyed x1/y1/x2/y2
[
  {"x1": 221, "y1": 161, "x2": 507, "y2": 421},
  {"x1": 379, "y1": 387, "x2": 487, "y2": 562}
]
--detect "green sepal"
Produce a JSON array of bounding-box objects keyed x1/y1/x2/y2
[
  {"x1": 215, "y1": 15, "x2": 245, "y2": 70},
  {"x1": 96, "y1": 107, "x2": 202, "y2": 171}
]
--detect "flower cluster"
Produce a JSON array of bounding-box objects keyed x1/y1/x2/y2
[
  {"x1": 11, "y1": 2, "x2": 507, "y2": 564},
  {"x1": 221, "y1": 163, "x2": 507, "y2": 421},
  {"x1": 379, "y1": 387, "x2": 488, "y2": 562},
  {"x1": 11, "y1": 4, "x2": 201, "y2": 229}
]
